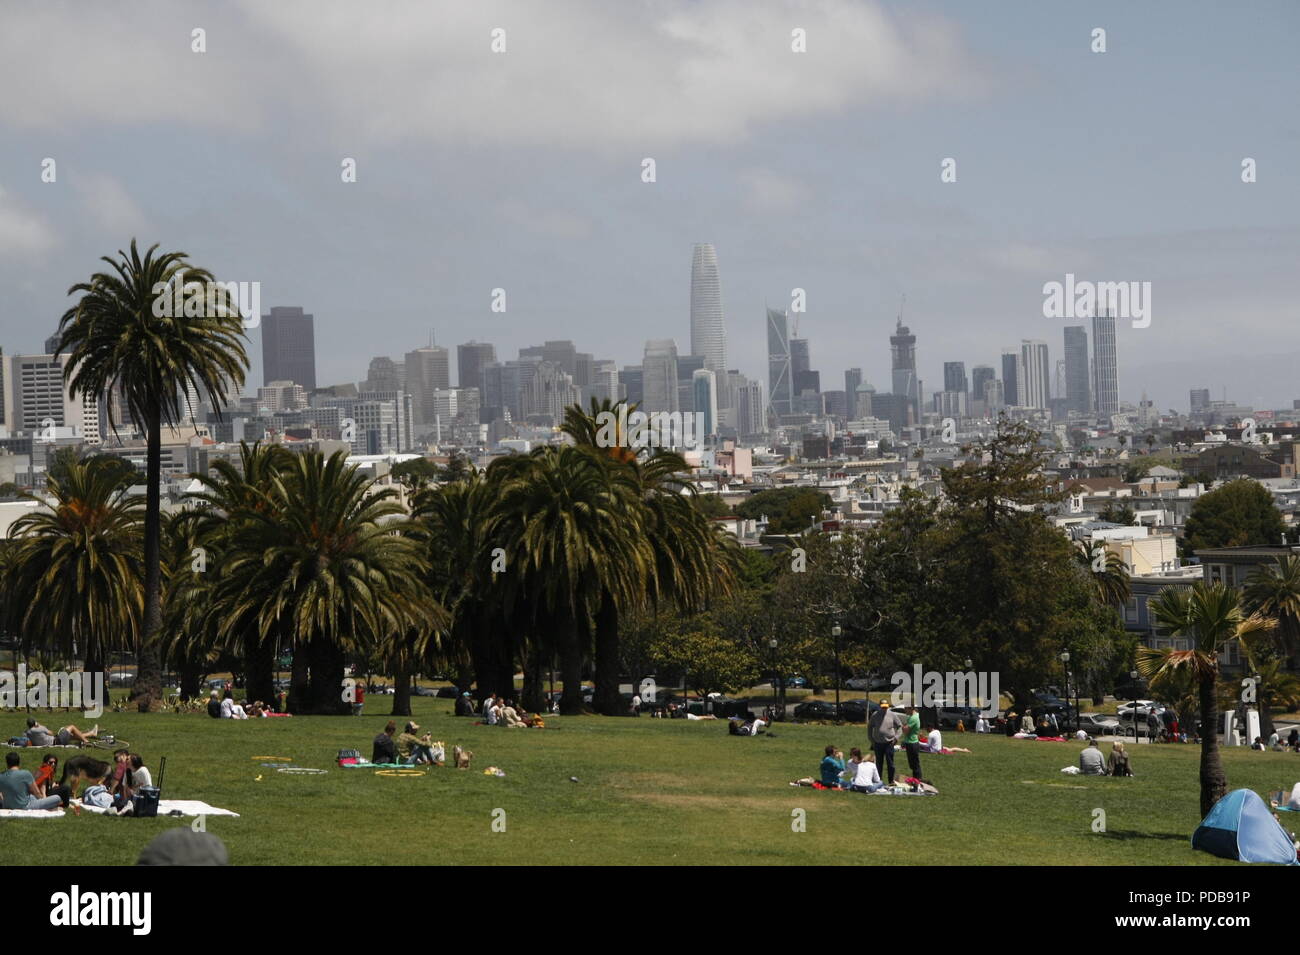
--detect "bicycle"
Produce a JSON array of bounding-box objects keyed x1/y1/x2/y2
[{"x1": 85, "y1": 734, "x2": 130, "y2": 750}]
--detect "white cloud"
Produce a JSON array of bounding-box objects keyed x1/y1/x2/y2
[
  {"x1": 74, "y1": 174, "x2": 150, "y2": 235},
  {"x1": 0, "y1": 1, "x2": 988, "y2": 151},
  {"x1": 0, "y1": 186, "x2": 57, "y2": 256},
  {"x1": 738, "y1": 167, "x2": 811, "y2": 213}
]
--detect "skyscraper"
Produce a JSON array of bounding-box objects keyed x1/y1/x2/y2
[
  {"x1": 1190, "y1": 388, "x2": 1210, "y2": 414},
  {"x1": 404, "y1": 345, "x2": 451, "y2": 428},
  {"x1": 971, "y1": 365, "x2": 995, "y2": 411},
  {"x1": 1020, "y1": 340, "x2": 1050, "y2": 410},
  {"x1": 261, "y1": 306, "x2": 316, "y2": 390},
  {"x1": 1063, "y1": 326, "x2": 1091, "y2": 414},
  {"x1": 766, "y1": 308, "x2": 792, "y2": 418},
  {"x1": 889, "y1": 319, "x2": 918, "y2": 415},
  {"x1": 364, "y1": 356, "x2": 403, "y2": 393},
  {"x1": 735, "y1": 378, "x2": 765, "y2": 437},
  {"x1": 1092, "y1": 308, "x2": 1119, "y2": 416},
  {"x1": 690, "y1": 244, "x2": 726, "y2": 374},
  {"x1": 1001, "y1": 349, "x2": 1022, "y2": 407},
  {"x1": 457, "y1": 341, "x2": 497, "y2": 393},
  {"x1": 844, "y1": 367, "x2": 863, "y2": 400},
  {"x1": 943, "y1": 361, "x2": 968, "y2": 396},
  {"x1": 641, "y1": 339, "x2": 679, "y2": 413},
  {"x1": 692, "y1": 368, "x2": 718, "y2": 437}
]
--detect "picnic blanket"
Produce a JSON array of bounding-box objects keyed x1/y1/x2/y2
[
  {"x1": 4, "y1": 742, "x2": 80, "y2": 749},
  {"x1": 340, "y1": 761, "x2": 411, "y2": 769},
  {"x1": 75, "y1": 799, "x2": 240, "y2": 818},
  {"x1": 0, "y1": 808, "x2": 66, "y2": 818}
]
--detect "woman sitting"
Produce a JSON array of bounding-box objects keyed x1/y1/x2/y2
[
  {"x1": 1107, "y1": 741, "x2": 1133, "y2": 777},
  {"x1": 820, "y1": 745, "x2": 845, "y2": 788},
  {"x1": 846, "y1": 748, "x2": 883, "y2": 793}
]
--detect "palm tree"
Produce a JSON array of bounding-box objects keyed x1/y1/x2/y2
[
  {"x1": 491, "y1": 444, "x2": 647, "y2": 715},
  {"x1": 412, "y1": 471, "x2": 514, "y2": 704},
  {"x1": 1245, "y1": 555, "x2": 1300, "y2": 671},
  {"x1": 5, "y1": 457, "x2": 144, "y2": 680},
  {"x1": 1074, "y1": 545, "x2": 1132, "y2": 608},
  {"x1": 57, "y1": 240, "x2": 248, "y2": 709},
  {"x1": 208, "y1": 450, "x2": 429, "y2": 713},
  {"x1": 169, "y1": 443, "x2": 292, "y2": 704},
  {"x1": 1140, "y1": 582, "x2": 1275, "y2": 815}
]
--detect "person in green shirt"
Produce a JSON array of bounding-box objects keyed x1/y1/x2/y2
[{"x1": 902, "y1": 705, "x2": 925, "y2": 781}]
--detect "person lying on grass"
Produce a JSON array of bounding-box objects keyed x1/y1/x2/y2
[
  {"x1": 820, "y1": 745, "x2": 846, "y2": 788},
  {"x1": 921, "y1": 725, "x2": 971, "y2": 754},
  {"x1": 79, "y1": 766, "x2": 131, "y2": 812},
  {"x1": 23, "y1": 718, "x2": 99, "y2": 746}
]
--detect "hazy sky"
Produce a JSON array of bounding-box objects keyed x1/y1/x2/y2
[{"x1": 2, "y1": 0, "x2": 1298, "y2": 412}]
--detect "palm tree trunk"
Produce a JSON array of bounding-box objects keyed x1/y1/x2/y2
[
  {"x1": 520, "y1": 647, "x2": 544, "y2": 713},
  {"x1": 558, "y1": 613, "x2": 584, "y2": 716},
  {"x1": 392, "y1": 663, "x2": 412, "y2": 717},
  {"x1": 288, "y1": 641, "x2": 310, "y2": 713},
  {"x1": 1199, "y1": 670, "x2": 1227, "y2": 817},
  {"x1": 593, "y1": 592, "x2": 622, "y2": 716},
  {"x1": 307, "y1": 634, "x2": 348, "y2": 715},
  {"x1": 244, "y1": 635, "x2": 276, "y2": 707},
  {"x1": 131, "y1": 398, "x2": 164, "y2": 712}
]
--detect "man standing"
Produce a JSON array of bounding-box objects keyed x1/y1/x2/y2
[
  {"x1": 901, "y1": 705, "x2": 924, "y2": 781},
  {"x1": 0, "y1": 753, "x2": 63, "y2": 811},
  {"x1": 868, "y1": 700, "x2": 907, "y2": 785}
]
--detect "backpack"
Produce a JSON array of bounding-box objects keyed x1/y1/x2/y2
[{"x1": 337, "y1": 748, "x2": 362, "y2": 766}]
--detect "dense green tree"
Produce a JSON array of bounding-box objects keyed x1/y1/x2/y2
[
  {"x1": 1183, "y1": 479, "x2": 1286, "y2": 556},
  {"x1": 734, "y1": 486, "x2": 832, "y2": 534},
  {"x1": 58, "y1": 240, "x2": 248, "y2": 709},
  {"x1": 1245, "y1": 554, "x2": 1300, "y2": 671}
]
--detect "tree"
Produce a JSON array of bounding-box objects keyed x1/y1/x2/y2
[
  {"x1": 734, "y1": 486, "x2": 832, "y2": 534},
  {"x1": 1244, "y1": 555, "x2": 1300, "y2": 671},
  {"x1": 1075, "y1": 545, "x2": 1132, "y2": 609},
  {"x1": 1140, "y1": 582, "x2": 1274, "y2": 816},
  {"x1": 1183, "y1": 479, "x2": 1286, "y2": 556},
  {"x1": 4, "y1": 457, "x2": 143, "y2": 680},
  {"x1": 1098, "y1": 502, "x2": 1136, "y2": 525},
  {"x1": 58, "y1": 240, "x2": 248, "y2": 709},
  {"x1": 649, "y1": 615, "x2": 759, "y2": 700},
  {"x1": 390, "y1": 457, "x2": 442, "y2": 493}
]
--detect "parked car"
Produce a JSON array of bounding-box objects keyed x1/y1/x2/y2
[
  {"x1": 844, "y1": 676, "x2": 874, "y2": 691},
  {"x1": 793, "y1": 700, "x2": 839, "y2": 721},
  {"x1": 1115, "y1": 700, "x2": 1160, "y2": 722},
  {"x1": 411, "y1": 685, "x2": 439, "y2": 697},
  {"x1": 936, "y1": 704, "x2": 983, "y2": 728},
  {"x1": 838, "y1": 699, "x2": 881, "y2": 723},
  {"x1": 784, "y1": 675, "x2": 808, "y2": 689},
  {"x1": 1076, "y1": 713, "x2": 1121, "y2": 737}
]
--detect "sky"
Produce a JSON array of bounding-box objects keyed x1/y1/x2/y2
[{"x1": 1, "y1": 0, "x2": 1298, "y2": 413}]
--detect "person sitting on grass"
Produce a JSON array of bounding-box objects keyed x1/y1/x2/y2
[
  {"x1": 921, "y1": 725, "x2": 971, "y2": 754},
  {"x1": 373, "y1": 721, "x2": 399, "y2": 765},
  {"x1": 207, "y1": 690, "x2": 222, "y2": 718},
  {"x1": 846, "y1": 748, "x2": 883, "y2": 793},
  {"x1": 1107, "y1": 741, "x2": 1133, "y2": 777},
  {"x1": 32, "y1": 754, "x2": 72, "y2": 806},
  {"x1": 485, "y1": 696, "x2": 502, "y2": 726},
  {"x1": 0, "y1": 752, "x2": 64, "y2": 811},
  {"x1": 500, "y1": 700, "x2": 525, "y2": 728},
  {"x1": 455, "y1": 692, "x2": 475, "y2": 717},
  {"x1": 396, "y1": 722, "x2": 440, "y2": 764},
  {"x1": 220, "y1": 691, "x2": 249, "y2": 720},
  {"x1": 1079, "y1": 738, "x2": 1108, "y2": 775},
  {"x1": 820, "y1": 745, "x2": 845, "y2": 788},
  {"x1": 129, "y1": 754, "x2": 152, "y2": 789},
  {"x1": 108, "y1": 749, "x2": 132, "y2": 801}
]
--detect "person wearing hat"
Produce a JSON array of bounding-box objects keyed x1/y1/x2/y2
[
  {"x1": 868, "y1": 699, "x2": 907, "y2": 785},
  {"x1": 455, "y1": 691, "x2": 475, "y2": 717},
  {"x1": 396, "y1": 721, "x2": 439, "y2": 764}
]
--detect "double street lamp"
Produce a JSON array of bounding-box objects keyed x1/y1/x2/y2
[
  {"x1": 768, "y1": 636, "x2": 780, "y2": 722},
  {"x1": 831, "y1": 625, "x2": 843, "y2": 714},
  {"x1": 1059, "y1": 651, "x2": 1071, "y2": 735}
]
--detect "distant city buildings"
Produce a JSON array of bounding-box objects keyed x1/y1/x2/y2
[
  {"x1": 689, "y1": 244, "x2": 726, "y2": 375},
  {"x1": 261, "y1": 306, "x2": 316, "y2": 391}
]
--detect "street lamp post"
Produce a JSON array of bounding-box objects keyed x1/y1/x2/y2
[
  {"x1": 964, "y1": 658, "x2": 973, "y2": 724},
  {"x1": 768, "y1": 636, "x2": 779, "y2": 723},
  {"x1": 1130, "y1": 669, "x2": 1140, "y2": 746},
  {"x1": 1059, "y1": 651, "x2": 1071, "y2": 735},
  {"x1": 831, "y1": 625, "x2": 842, "y2": 716}
]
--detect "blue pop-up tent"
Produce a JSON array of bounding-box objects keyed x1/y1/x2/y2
[{"x1": 1192, "y1": 789, "x2": 1299, "y2": 864}]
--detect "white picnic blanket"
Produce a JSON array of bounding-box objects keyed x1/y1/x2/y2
[
  {"x1": 75, "y1": 799, "x2": 240, "y2": 818},
  {"x1": 0, "y1": 808, "x2": 65, "y2": 818}
]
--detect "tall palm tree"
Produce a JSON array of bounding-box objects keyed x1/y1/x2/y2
[
  {"x1": 1245, "y1": 554, "x2": 1300, "y2": 672},
  {"x1": 5, "y1": 457, "x2": 144, "y2": 680},
  {"x1": 169, "y1": 443, "x2": 293, "y2": 704},
  {"x1": 412, "y1": 470, "x2": 515, "y2": 704},
  {"x1": 491, "y1": 444, "x2": 647, "y2": 715},
  {"x1": 561, "y1": 400, "x2": 739, "y2": 715},
  {"x1": 1140, "y1": 582, "x2": 1275, "y2": 816},
  {"x1": 57, "y1": 240, "x2": 248, "y2": 709}
]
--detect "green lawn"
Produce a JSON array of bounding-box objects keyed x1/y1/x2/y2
[{"x1": 7, "y1": 699, "x2": 1299, "y2": 865}]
